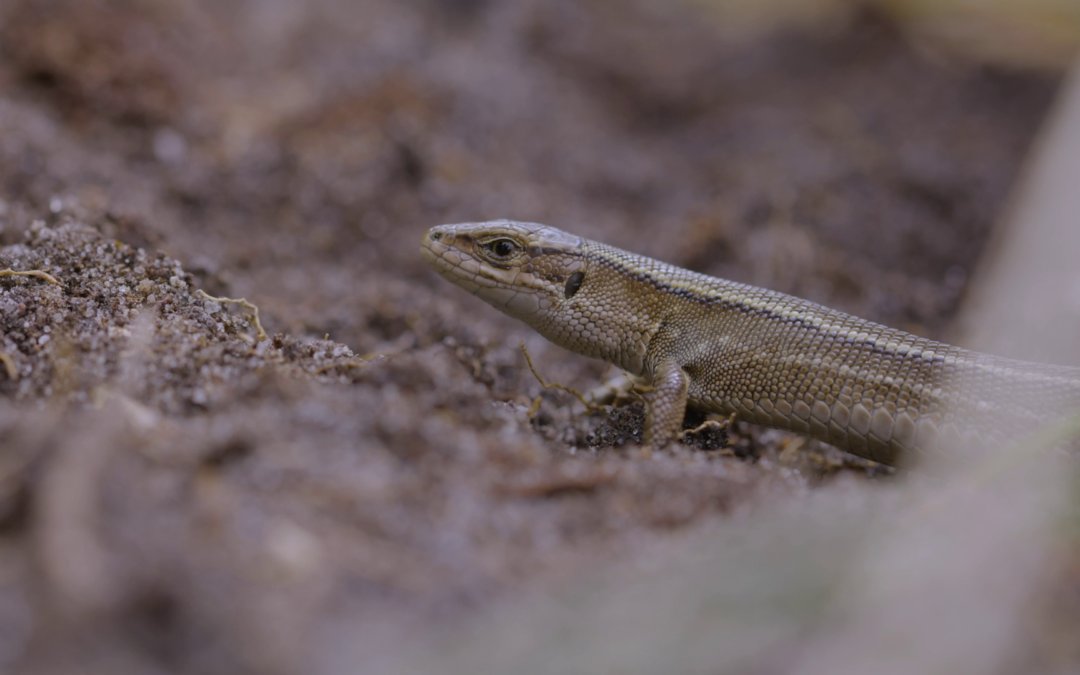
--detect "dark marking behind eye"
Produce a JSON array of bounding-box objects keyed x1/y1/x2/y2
[{"x1": 564, "y1": 271, "x2": 584, "y2": 299}]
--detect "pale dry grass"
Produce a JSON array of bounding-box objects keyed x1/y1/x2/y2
[{"x1": 693, "y1": 0, "x2": 1080, "y2": 68}]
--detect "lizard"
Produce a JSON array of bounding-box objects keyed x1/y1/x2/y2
[{"x1": 420, "y1": 220, "x2": 1080, "y2": 465}]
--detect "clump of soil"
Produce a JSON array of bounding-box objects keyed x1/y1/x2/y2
[{"x1": 0, "y1": 218, "x2": 783, "y2": 674}]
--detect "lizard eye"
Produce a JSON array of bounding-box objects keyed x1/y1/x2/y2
[{"x1": 485, "y1": 239, "x2": 520, "y2": 259}]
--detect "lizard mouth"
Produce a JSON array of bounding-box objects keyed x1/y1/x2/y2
[
  {"x1": 419, "y1": 229, "x2": 445, "y2": 268},
  {"x1": 421, "y1": 225, "x2": 547, "y2": 317},
  {"x1": 421, "y1": 228, "x2": 478, "y2": 283},
  {"x1": 420, "y1": 227, "x2": 472, "y2": 281},
  {"x1": 421, "y1": 227, "x2": 505, "y2": 294}
]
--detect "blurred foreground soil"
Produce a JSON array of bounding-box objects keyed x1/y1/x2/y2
[{"x1": 0, "y1": 1, "x2": 1074, "y2": 673}]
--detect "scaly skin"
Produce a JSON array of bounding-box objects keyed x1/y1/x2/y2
[{"x1": 421, "y1": 220, "x2": 1080, "y2": 465}]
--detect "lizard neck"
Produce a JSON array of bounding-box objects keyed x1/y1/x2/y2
[{"x1": 531, "y1": 240, "x2": 696, "y2": 376}]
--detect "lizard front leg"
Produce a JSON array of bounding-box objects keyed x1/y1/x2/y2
[{"x1": 643, "y1": 358, "x2": 690, "y2": 449}]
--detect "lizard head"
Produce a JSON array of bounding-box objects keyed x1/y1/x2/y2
[{"x1": 420, "y1": 220, "x2": 587, "y2": 324}]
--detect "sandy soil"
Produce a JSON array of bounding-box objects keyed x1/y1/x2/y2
[{"x1": 0, "y1": 1, "x2": 1072, "y2": 673}]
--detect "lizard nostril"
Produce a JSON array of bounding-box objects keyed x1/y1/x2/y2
[{"x1": 430, "y1": 232, "x2": 442, "y2": 241}]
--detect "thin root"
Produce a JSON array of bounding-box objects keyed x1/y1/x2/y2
[
  {"x1": 526, "y1": 396, "x2": 543, "y2": 417},
  {"x1": 0, "y1": 268, "x2": 62, "y2": 286},
  {"x1": 315, "y1": 360, "x2": 368, "y2": 375},
  {"x1": 196, "y1": 289, "x2": 268, "y2": 341},
  {"x1": 680, "y1": 412, "x2": 737, "y2": 440},
  {"x1": 0, "y1": 352, "x2": 16, "y2": 381},
  {"x1": 519, "y1": 342, "x2": 600, "y2": 414},
  {"x1": 624, "y1": 375, "x2": 652, "y2": 403}
]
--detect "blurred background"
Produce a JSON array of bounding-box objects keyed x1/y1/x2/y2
[{"x1": 0, "y1": 1, "x2": 1078, "y2": 673}]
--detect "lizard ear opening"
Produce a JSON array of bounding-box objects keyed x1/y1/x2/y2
[{"x1": 564, "y1": 271, "x2": 585, "y2": 299}]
